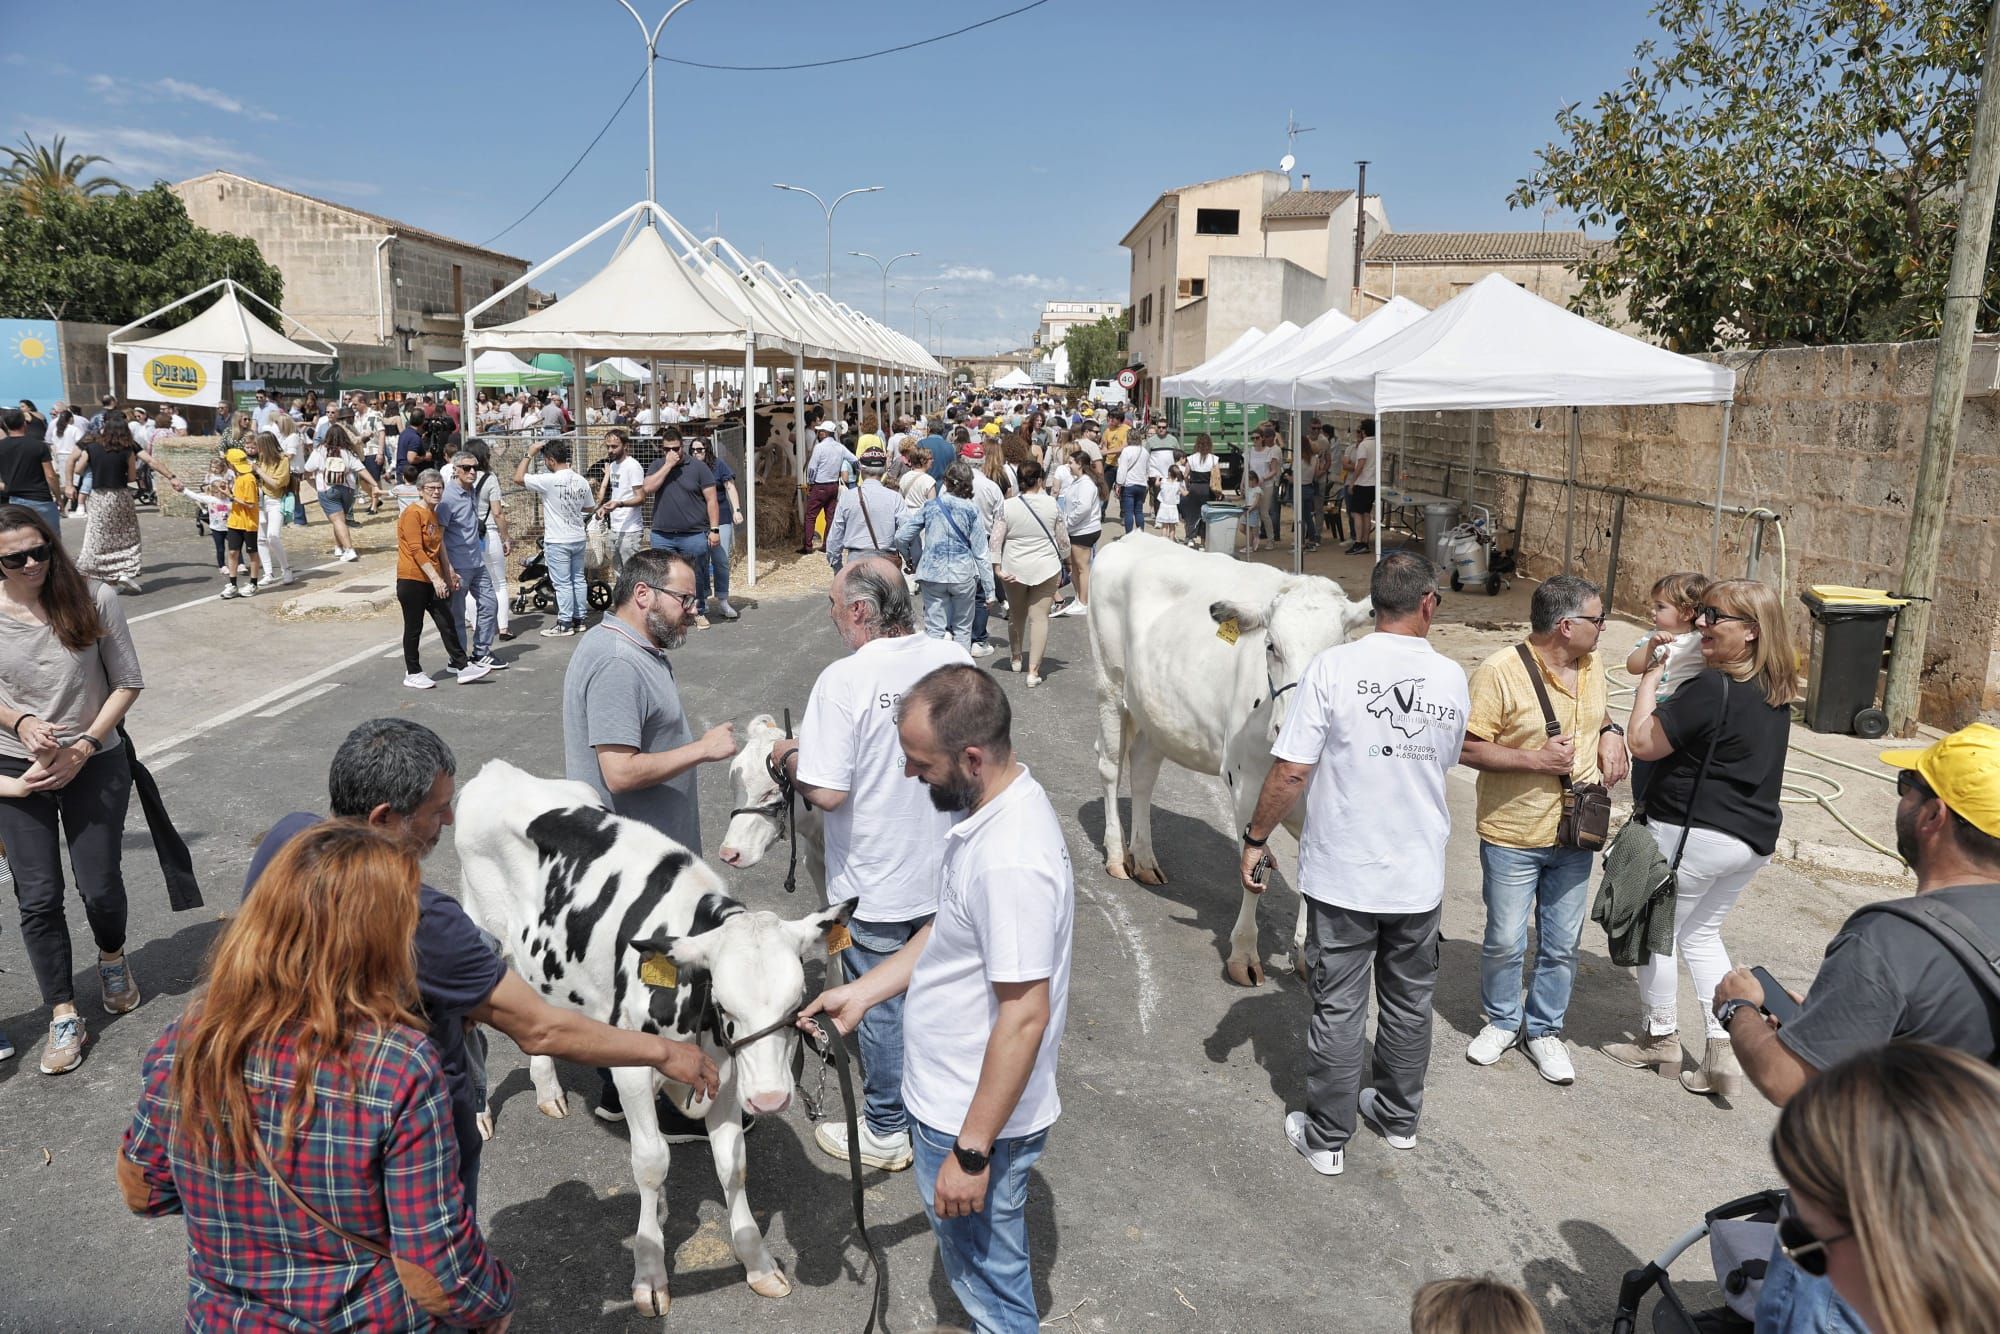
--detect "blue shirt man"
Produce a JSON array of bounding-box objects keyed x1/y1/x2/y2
[
  {"x1": 922, "y1": 431, "x2": 954, "y2": 482},
  {"x1": 437, "y1": 460, "x2": 500, "y2": 662}
]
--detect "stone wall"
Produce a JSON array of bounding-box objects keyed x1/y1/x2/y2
[{"x1": 1334, "y1": 337, "x2": 2000, "y2": 728}]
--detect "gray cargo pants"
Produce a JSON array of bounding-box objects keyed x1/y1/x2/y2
[{"x1": 1300, "y1": 898, "x2": 1440, "y2": 1154}]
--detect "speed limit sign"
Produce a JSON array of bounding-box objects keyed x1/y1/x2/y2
[{"x1": 1115, "y1": 368, "x2": 1138, "y2": 390}]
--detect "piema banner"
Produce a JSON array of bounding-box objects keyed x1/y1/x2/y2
[{"x1": 127, "y1": 350, "x2": 225, "y2": 407}]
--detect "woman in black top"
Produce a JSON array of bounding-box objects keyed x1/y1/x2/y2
[
  {"x1": 65, "y1": 419, "x2": 170, "y2": 594},
  {"x1": 1608, "y1": 578, "x2": 1798, "y2": 1098}
]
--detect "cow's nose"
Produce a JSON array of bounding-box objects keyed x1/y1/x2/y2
[
  {"x1": 744, "y1": 1091, "x2": 791, "y2": 1116},
  {"x1": 718, "y1": 846, "x2": 741, "y2": 866}
]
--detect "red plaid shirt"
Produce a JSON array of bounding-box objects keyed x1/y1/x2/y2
[{"x1": 121, "y1": 1018, "x2": 514, "y2": 1332}]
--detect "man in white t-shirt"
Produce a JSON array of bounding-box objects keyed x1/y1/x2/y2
[
  {"x1": 802, "y1": 665, "x2": 1072, "y2": 1331},
  {"x1": 771, "y1": 557, "x2": 971, "y2": 1172},
  {"x1": 1239, "y1": 551, "x2": 1469, "y2": 1178},
  {"x1": 1345, "y1": 419, "x2": 1382, "y2": 555},
  {"x1": 1245, "y1": 427, "x2": 1284, "y2": 542},
  {"x1": 592, "y1": 428, "x2": 648, "y2": 572}
]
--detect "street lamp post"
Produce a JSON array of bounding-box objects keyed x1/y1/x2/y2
[
  {"x1": 911, "y1": 285, "x2": 941, "y2": 338},
  {"x1": 850, "y1": 250, "x2": 919, "y2": 327},
  {"x1": 615, "y1": 0, "x2": 699, "y2": 205},
  {"x1": 771, "y1": 183, "x2": 883, "y2": 298},
  {"x1": 932, "y1": 313, "x2": 954, "y2": 356}
]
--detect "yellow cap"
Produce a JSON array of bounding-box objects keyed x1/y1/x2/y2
[
  {"x1": 1880, "y1": 723, "x2": 2000, "y2": 838},
  {"x1": 982, "y1": 421, "x2": 1001, "y2": 436}
]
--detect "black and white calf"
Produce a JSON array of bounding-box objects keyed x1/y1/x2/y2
[
  {"x1": 455, "y1": 760, "x2": 854, "y2": 1317},
  {"x1": 716, "y1": 713, "x2": 825, "y2": 887}
]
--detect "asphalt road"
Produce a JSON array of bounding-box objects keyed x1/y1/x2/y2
[{"x1": 0, "y1": 512, "x2": 1897, "y2": 1332}]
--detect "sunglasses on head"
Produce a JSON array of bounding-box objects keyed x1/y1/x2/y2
[
  {"x1": 1776, "y1": 1205, "x2": 1851, "y2": 1278},
  {"x1": 0, "y1": 542, "x2": 53, "y2": 570}
]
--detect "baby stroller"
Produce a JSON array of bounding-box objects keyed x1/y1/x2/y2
[
  {"x1": 1612, "y1": 1188, "x2": 1786, "y2": 1333},
  {"x1": 511, "y1": 539, "x2": 612, "y2": 616}
]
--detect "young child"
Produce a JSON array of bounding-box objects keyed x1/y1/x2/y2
[
  {"x1": 1243, "y1": 470, "x2": 1265, "y2": 553},
  {"x1": 1156, "y1": 464, "x2": 1186, "y2": 543},
  {"x1": 172, "y1": 472, "x2": 235, "y2": 573},
  {"x1": 1409, "y1": 1276, "x2": 1543, "y2": 1334},
  {"x1": 1623, "y1": 570, "x2": 1710, "y2": 805}
]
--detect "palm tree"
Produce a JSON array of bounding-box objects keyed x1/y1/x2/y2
[{"x1": 1, "y1": 135, "x2": 127, "y2": 215}]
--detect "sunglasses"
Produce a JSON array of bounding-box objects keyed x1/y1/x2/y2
[
  {"x1": 1776, "y1": 1206, "x2": 1851, "y2": 1278},
  {"x1": 0, "y1": 542, "x2": 52, "y2": 570},
  {"x1": 1694, "y1": 605, "x2": 1756, "y2": 627}
]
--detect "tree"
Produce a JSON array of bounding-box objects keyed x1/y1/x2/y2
[
  {"x1": 1, "y1": 135, "x2": 126, "y2": 216},
  {"x1": 1512, "y1": 0, "x2": 1997, "y2": 350},
  {"x1": 1060, "y1": 311, "x2": 1130, "y2": 386},
  {"x1": 0, "y1": 184, "x2": 283, "y2": 325}
]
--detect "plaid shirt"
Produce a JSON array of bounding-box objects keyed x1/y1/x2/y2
[{"x1": 121, "y1": 1018, "x2": 514, "y2": 1332}]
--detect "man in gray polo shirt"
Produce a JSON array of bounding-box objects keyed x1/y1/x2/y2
[{"x1": 561, "y1": 549, "x2": 737, "y2": 850}]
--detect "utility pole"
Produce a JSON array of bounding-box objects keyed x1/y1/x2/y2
[
  {"x1": 1883, "y1": 0, "x2": 2000, "y2": 735},
  {"x1": 1351, "y1": 160, "x2": 1369, "y2": 318}
]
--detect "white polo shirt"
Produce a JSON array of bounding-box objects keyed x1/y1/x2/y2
[
  {"x1": 795, "y1": 632, "x2": 972, "y2": 922},
  {"x1": 1272, "y1": 631, "x2": 1470, "y2": 915},
  {"x1": 901, "y1": 766, "x2": 1074, "y2": 1139}
]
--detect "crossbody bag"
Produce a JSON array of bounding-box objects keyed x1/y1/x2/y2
[{"x1": 1516, "y1": 641, "x2": 1613, "y2": 851}]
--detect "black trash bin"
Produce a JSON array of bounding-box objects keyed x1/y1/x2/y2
[{"x1": 1800, "y1": 589, "x2": 1902, "y2": 738}]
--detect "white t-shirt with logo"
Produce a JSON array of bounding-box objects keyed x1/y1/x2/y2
[
  {"x1": 605, "y1": 455, "x2": 646, "y2": 535},
  {"x1": 796, "y1": 632, "x2": 972, "y2": 922},
  {"x1": 524, "y1": 468, "x2": 594, "y2": 544},
  {"x1": 1272, "y1": 631, "x2": 1470, "y2": 914},
  {"x1": 901, "y1": 767, "x2": 1074, "y2": 1140}
]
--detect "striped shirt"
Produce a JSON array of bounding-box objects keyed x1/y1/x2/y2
[{"x1": 121, "y1": 1017, "x2": 514, "y2": 1332}]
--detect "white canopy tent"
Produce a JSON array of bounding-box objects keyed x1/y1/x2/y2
[
  {"x1": 107, "y1": 279, "x2": 335, "y2": 406},
  {"x1": 1163, "y1": 321, "x2": 1302, "y2": 401},
  {"x1": 1157, "y1": 327, "x2": 1262, "y2": 401},
  {"x1": 591, "y1": 357, "x2": 653, "y2": 384},
  {"x1": 1225, "y1": 298, "x2": 1427, "y2": 410},
  {"x1": 992, "y1": 367, "x2": 1035, "y2": 390},
  {"x1": 1303, "y1": 273, "x2": 1739, "y2": 569}
]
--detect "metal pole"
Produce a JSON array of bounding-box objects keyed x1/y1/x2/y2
[
  {"x1": 1709, "y1": 401, "x2": 1732, "y2": 571},
  {"x1": 1562, "y1": 406, "x2": 1580, "y2": 572},
  {"x1": 615, "y1": 1, "x2": 697, "y2": 206},
  {"x1": 1291, "y1": 413, "x2": 1303, "y2": 574},
  {"x1": 1373, "y1": 414, "x2": 1384, "y2": 561},
  {"x1": 1604, "y1": 491, "x2": 1628, "y2": 611},
  {"x1": 744, "y1": 336, "x2": 757, "y2": 587},
  {"x1": 1352, "y1": 160, "x2": 1370, "y2": 317}
]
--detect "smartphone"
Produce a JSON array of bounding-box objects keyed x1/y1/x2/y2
[{"x1": 1751, "y1": 966, "x2": 1802, "y2": 1026}]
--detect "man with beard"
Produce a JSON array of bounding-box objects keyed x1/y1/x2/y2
[
  {"x1": 800, "y1": 665, "x2": 1074, "y2": 1333},
  {"x1": 561, "y1": 549, "x2": 737, "y2": 850},
  {"x1": 1719, "y1": 722, "x2": 2000, "y2": 1108}
]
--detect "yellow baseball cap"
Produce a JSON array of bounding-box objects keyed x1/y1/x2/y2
[
  {"x1": 1880, "y1": 723, "x2": 2000, "y2": 837},
  {"x1": 224, "y1": 447, "x2": 252, "y2": 473},
  {"x1": 981, "y1": 421, "x2": 1001, "y2": 436}
]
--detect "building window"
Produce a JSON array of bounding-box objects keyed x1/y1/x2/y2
[
  {"x1": 1139, "y1": 294, "x2": 1153, "y2": 326},
  {"x1": 1194, "y1": 208, "x2": 1240, "y2": 236},
  {"x1": 452, "y1": 264, "x2": 464, "y2": 315},
  {"x1": 1179, "y1": 278, "x2": 1206, "y2": 298}
]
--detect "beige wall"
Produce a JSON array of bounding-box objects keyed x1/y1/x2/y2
[
  {"x1": 1127, "y1": 172, "x2": 1289, "y2": 387},
  {"x1": 1263, "y1": 217, "x2": 1329, "y2": 276},
  {"x1": 1364, "y1": 260, "x2": 1596, "y2": 323}
]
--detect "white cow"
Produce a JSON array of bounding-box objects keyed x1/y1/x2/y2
[
  {"x1": 1089, "y1": 532, "x2": 1373, "y2": 985},
  {"x1": 716, "y1": 714, "x2": 827, "y2": 891},
  {"x1": 455, "y1": 760, "x2": 853, "y2": 1317}
]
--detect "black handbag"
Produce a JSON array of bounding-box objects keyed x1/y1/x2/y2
[{"x1": 1516, "y1": 642, "x2": 1612, "y2": 851}]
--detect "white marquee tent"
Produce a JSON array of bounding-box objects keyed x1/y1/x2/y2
[
  {"x1": 1158, "y1": 326, "x2": 1263, "y2": 402},
  {"x1": 992, "y1": 366, "x2": 1035, "y2": 390},
  {"x1": 108, "y1": 280, "x2": 335, "y2": 407},
  {"x1": 1162, "y1": 321, "x2": 1301, "y2": 402},
  {"x1": 1225, "y1": 297, "x2": 1428, "y2": 410}
]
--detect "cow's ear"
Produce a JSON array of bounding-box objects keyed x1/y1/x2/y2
[
  {"x1": 665, "y1": 926, "x2": 724, "y2": 972},
  {"x1": 747, "y1": 713, "x2": 783, "y2": 739},
  {"x1": 783, "y1": 897, "x2": 859, "y2": 958},
  {"x1": 1209, "y1": 599, "x2": 1268, "y2": 632}
]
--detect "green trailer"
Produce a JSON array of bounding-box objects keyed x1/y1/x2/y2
[{"x1": 1170, "y1": 397, "x2": 1271, "y2": 445}]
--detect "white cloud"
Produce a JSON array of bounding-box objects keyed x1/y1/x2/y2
[
  {"x1": 158, "y1": 78, "x2": 278, "y2": 121},
  {"x1": 936, "y1": 264, "x2": 995, "y2": 282},
  {"x1": 23, "y1": 119, "x2": 261, "y2": 184}
]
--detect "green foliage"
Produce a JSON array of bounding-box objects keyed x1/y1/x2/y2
[
  {"x1": 1, "y1": 135, "x2": 126, "y2": 216},
  {"x1": 1513, "y1": 0, "x2": 1997, "y2": 350},
  {"x1": 1060, "y1": 311, "x2": 1130, "y2": 386},
  {"x1": 0, "y1": 185, "x2": 283, "y2": 326}
]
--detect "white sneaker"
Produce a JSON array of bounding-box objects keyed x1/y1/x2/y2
[
  {"x1": 813, "y1": 1119, "x2": 914, "y2": 1172},
  {"x1": 281, "y1": 570, "x2": 298, "y2": 586},
  {"x1": 455, "y1": 662, "x2": 492, "y2": 684},
  {"x1": 1357, "y1": 1087, "x2": 1416, "y2": 1150},
  {"x1": 1282, "y1": 1110, "x2": 1343, "y2": 1177},
  {"x1": 218, "y1": 583, "x2": 240, "y2": 600},
  {"x1": 402, "y1": 672, "x2": 435, "y2": 690},
  {"x1": 969, "y1": 641, "x2": 995, "y2": 658},
  {"x1": 1466, "y1": 1024, "x2": 1518, "y2": 1066},
  {"x1": 1524, "y1": 1035, "x2": 1576, "y2": 1085},
  {"x1": 338, "y1": 548, "x2": 359, "y2": 562},
  {"x1": 239, "y1": 580, "x2": 257, "y2": 597}
]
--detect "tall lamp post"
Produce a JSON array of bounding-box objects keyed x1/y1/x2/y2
[
  {"x1": 911, "y1": 285, "x2": 941, "y2": 337},
  {"x1": 771, "y1": 183, "x2": 883, "y2": 298},
  {"x1": 615, "y1": 0, "x2": 699, "y2": 205},
  {"x1": 850, "y1": 250, "x2": 919, "y2": 327},
  {"x1": 930, "y1": 308, "x2": 954, "y2": 354}
]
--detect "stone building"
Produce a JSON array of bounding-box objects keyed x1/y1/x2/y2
[
  {"x1": 1121, "y1": 170, "x2": 1389, "y2": 406},
  {"x1": 1359, "y1": 231, "x2": 1615, "y2": 325},
  {"x1": 172, "y1": 172, "x2": 532, "y2": 374}
]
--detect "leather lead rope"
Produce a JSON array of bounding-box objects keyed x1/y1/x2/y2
[
  {"x1": 781, "y1": 708, "x2": 800, "y2": 894},
  {"x1": 807, "y1": 1014, "x2": 889, "y2": 1333}
]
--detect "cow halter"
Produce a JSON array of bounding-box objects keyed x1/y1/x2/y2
[{"x1": 726, "y1": 707, "x2": 800, "y2": 894}]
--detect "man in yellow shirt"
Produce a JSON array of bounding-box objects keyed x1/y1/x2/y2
[
  {"x1": 1102, "y1": 410, "x2": 1130, "y2": 465},
  {"x1": 1459, "y1": 575, "x2": 1630, "y2": 1084}
]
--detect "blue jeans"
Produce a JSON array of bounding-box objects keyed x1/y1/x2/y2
[
  {"x1": 972, "y1": 586, "x2": 990, "y2": 646},
  {"x1": 448, "y1": 554, "x2": 497, "y2": 657},
  {"x1": 1301, "y1": 483, "x2": 1322, "y2": 544},
  {"x1": 912, "y1": 1118, "x2": 1048, "y2": 1334},
  {"x1": 650, "y1": 530, "x2": 713, "y2": 604},
  {"x1": 1477, "y1": 841, "x2": 1594, "y2": 1038},
  {"x1": 1119, "y1": 484, "x2": 1146, "y2": 534},
  {"x1": 841, "y1": 914, "x2": 931, "y2": 1135},
  {"x1": 1755, "y1": 1236, "x2": 1866, "y2": 1333},
  {"x1": 13, "y1": 498, "x2": 59, "y2": 536},
  {"x1": 709, "y1": 521, "x2": 733, "y2": 605},
  {"x1": 923, "y1": 576, "x2": 977, "y2": 647},
  {"x1": 545, "y1": 540, "x2": 587, "y2": 625}
]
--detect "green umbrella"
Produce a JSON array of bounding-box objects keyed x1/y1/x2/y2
[
  {"x1": 341, "y1": 367, "x2": 451, "y2": 392},
  {"x1": 530, "y1": 353, "x2": 597, "y2": 385}
]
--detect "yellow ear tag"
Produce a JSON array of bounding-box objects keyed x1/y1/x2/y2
[
  {"x1": 1216, "y1": 616, "x2": 1241, "y2": 645},
  {"x1": 638, "y1": 953, "x2": 679, "y2": 989},
  {"x1": 824, "y1": 922, "x2": 853, "y2": 954}
]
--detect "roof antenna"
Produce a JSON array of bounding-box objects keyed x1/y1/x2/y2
[{"x1": 1280, "y1": 111, "x2": 1315, "y2": 182}]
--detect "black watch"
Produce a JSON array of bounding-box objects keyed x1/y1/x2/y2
[
  {"x1": 1715, "y1": 998, "x2": 1757, "y2": 1031},
  {"x1": 951, "y1": 1140, "x2": 990, "y2": 1174},
  {"x1": 1241, "y1": 825, "x2": 1268, "y2": 848},
  {"x1": 1600, "y1": 722, "x2": 1625, "y2": 737}
]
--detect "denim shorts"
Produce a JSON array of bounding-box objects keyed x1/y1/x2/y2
[{"x1": 318, "y1": 484, "x2": 355, "y2": 516}]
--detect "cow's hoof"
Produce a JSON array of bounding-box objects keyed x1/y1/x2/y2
[
  {"x1": 632, "y1": 1283, "x2": 670, "y2": 1317},
  {"x1": 475, "y1": 1110, "x2": 495, "y2": 1141},
  {"x1": 1226, "y1": 957, "x2": 1266, "y2": 988},
  {"x1": 1132, "y1": 863, "x2": 1167, "y2": 887},
  {"x1": 748, "y1": 1266, "x2": 793, "y2": 1299},
  {"x1": 1106, "y1": 857, "x2": 1132, "y2": 881},
  {"x1": 537, "y1": 1096, "x2": 569, "y2": 1119}
]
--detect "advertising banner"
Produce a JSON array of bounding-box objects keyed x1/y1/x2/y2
[
  {"x1": 249, "y1": 358, "x2": 340, "y2": 404},
  {"x1": 126, "y1": 350, "x2": 225, "y2": 407},
  {"x1": 0, "y1": 320, "x2": 66, "y2": 408}
]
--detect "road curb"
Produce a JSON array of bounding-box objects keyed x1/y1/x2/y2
[
  {"x1": 278, "y1": 562, "x2": 399, "y2": 622},
  {"x1": 1775, "y1": 835, "x2": 1911, "y2": 882}
]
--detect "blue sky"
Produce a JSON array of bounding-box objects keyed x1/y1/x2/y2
[{"x1": 1, "y1": 0, "x2": 1664, "y2": 355}]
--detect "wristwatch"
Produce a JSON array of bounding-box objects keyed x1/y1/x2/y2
[
  {"x1": 951, "y1": 1140, "x2": 990, "y2": 1174},
  {"x1": 1715, "y1": 997, "x2": 1758, "y2": 1031},
  {"x1": 1600, "y1": 721, "x2": 1625, "y2": 737},
  {"x1": 1241, "y1": 825, "x2": 1268, "y2": 848}
]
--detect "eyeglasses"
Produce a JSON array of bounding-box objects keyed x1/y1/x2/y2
[
  {"x1": 1565, "y1": 612, "x2": 1611, "y2": 628},
  {"x1": 0, "y1": 542, "x2": 52, "y2": 570},
  {"x1": 641, "y1": 583, "x2": 699, "y2": 611},
  {"x1": 1694, "y1": 605, "x2": 1756, "y2": 627},
  {"x1": 1776, "y1": 1205, "x2": 1851, "y2": 1278}
]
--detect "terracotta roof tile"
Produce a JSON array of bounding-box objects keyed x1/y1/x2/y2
[
  {"x1": 1364, "y1": 231, "x2": 1609, "y2": 263},
  {"x1": 1262, "y1": 189, "x2": 1354, "y2": 220}
]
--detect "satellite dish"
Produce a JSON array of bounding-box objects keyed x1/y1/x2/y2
[{"x1": 1279, "y1": 153, "x2": 1296, "y2": 174}]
